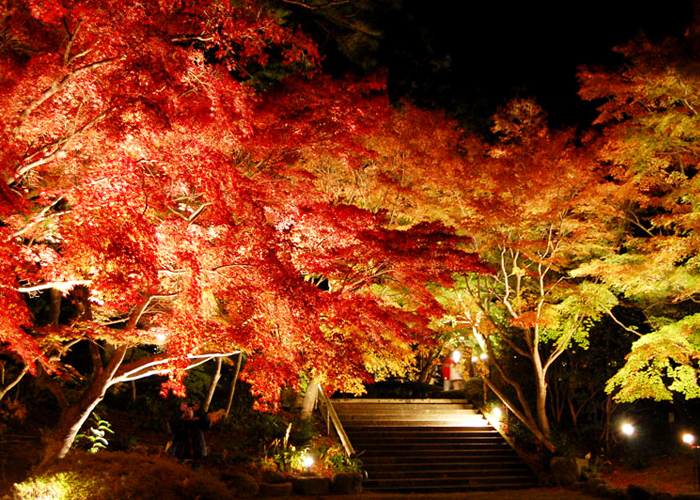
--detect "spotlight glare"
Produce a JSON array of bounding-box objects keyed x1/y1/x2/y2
[
  {"x1": 302, "y1": 453, "x2": 314, "y2": 468},
  {"x1": 683, "y1": 433, "x2": 696, "y2": 445},
  {"x1": 621, "y1": 423, "x2": 635, "y2": 436}
]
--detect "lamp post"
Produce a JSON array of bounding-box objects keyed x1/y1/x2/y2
[
  {"x1": 621, "y1": 423, "x2": 640, "y2": 468},
  {"x1": 683, "y1": 433, "x2": 700, "y2": 491}
]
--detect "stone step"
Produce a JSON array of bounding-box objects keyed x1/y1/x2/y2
[
  {"x1": 335, "y1": 409, "x2": 482, "y2": 417},
  {"x1": 362, "y1": 452, "x2": 520, "y2": 464},
  {"x1": 351, "y1": 438, "x2": 510, "y2": 453},
  {"x1": 357, "y1": 445, "x2": 514, "y2": 455},
  {"x1": 368, "y1": 467, "x2": 534, "y2": 478},
  {"x1": 349, "y1": 433, "x2": 508, "y2": 443},
  {"x1": 346, "y1": 426, "x2": 500, "y2": 434},
  {"x1": 349, "y1": 435, "x2": 503, "y2": 444},
  {"x1": 366, "y1": 474, "x2": 538, "y2": 492},
  {"x1": 342, "y1": 420, "x2": 490, "y2": 427},
  {"x1": 370, "y1": 454, "x2": 527, "y2": 471},
  {"x1": 332, "y1": 398, "x2": 471, "y2": 405},
  {"x1": 332, "y1": 398, "x2": 538, "y2": 492}
]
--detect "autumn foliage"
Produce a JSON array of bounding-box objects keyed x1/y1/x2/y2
[{"x1": 2, "y1": 0, "x2": 700, "y2": 465}]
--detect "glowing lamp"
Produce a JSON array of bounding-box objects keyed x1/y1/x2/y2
[
  {"x1": 621, "y1": 423, "x2": 635, "y2": 436},
  {"x1": 156, "y1": 333, "x2": 167, "y2": 342},
  {"x1": 492, "y1": 407, "x2": 503, "y2": 420},
  {"x1": 452, "y1": 350, "x2": 461, "y2": 363},
  {"x1": 683, "y1": 433, "x2": 696, "y2": 445},
  {"x1": 471, "y1": 356, "x2": 478, "y2": 363},
  {"x1": 479, "y1": 353, "x2": 488, "y2": 360},
  {"x1": 302, "y1": 453, "x2": 314, "y2": 469}
]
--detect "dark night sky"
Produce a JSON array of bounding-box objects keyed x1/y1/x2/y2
[{"x1": 374, "y1": 1, "x2": 695, "y2": 129}]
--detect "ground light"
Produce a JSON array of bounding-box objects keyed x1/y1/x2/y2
[
  {"x1": 301, "y1": 453, "x2": 314, "y2": 469},
  {"x1": 490, "y1": 407, "x2": 503, "y2": 428},
  {"x1": 621, "y1": 423, "x2": 642, "y2": 469}
]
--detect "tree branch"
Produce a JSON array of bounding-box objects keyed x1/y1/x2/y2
[
  {"x1": 17, "y1": 280, "x2": 93, "y2": 294},
  {"x1": 16, "y1": 56, "x2": 123, "y2": 127},
  {"x1": 110, "y1": 351, "x2": 238, "y2": 386},
  {"x1": 603, "y1": 306, "x2": 642, "y2": 337}
]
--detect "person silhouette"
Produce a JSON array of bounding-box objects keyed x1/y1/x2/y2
[{"x1": 168, "y1": 402, "x2": 211, "y2": 468}]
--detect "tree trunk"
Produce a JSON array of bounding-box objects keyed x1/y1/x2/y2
[
  {"x1": 483, "y1": 376, "x2": 556, "y2": 454},
  {"x1": 203, "y1": 357, "x2": 223, "y2": 412},
  {"x1": 300, "y1": 378, "x2": 320, "y2": 420},
  {"x1": 39, "y1": 344, "x2": 128, "y2": 469},
  {"x1": 49, "y1": 288, "x2": 62, "y2": 326},
  {"x1": 224, "y1": 353, "x2": 243, "y2": 419},
  {"x1": 531, "y1": 342, "x2": 551, "y2": 438},
  {"x1": 535, "y1": 376, "x2": 550, "y2": 437}
]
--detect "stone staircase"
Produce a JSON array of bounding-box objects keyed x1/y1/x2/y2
[{"x1": 332, "y1": 398, "x2": 538, "y2": 493}]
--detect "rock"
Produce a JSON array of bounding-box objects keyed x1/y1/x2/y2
[
  {"x1": 627, "y1": 483, "x2": 653, "y2": 500},
  {"x1": 585, "y1": 476, "x2": 607, "y2": 495},
  {"x1": 221, "y1": 470, "x2": 259, "y2": 498},
  {"x1": 593, "y1": 481, "x2": 625, "y2": 499},
  {"x1": 259, "y1": 482, "x2": 293, "y2": 497},
  {"x1": 292, "y1": 476, "x2": 331, "y2": 495},
  {"x1": 575, "y1": 457, "x2": 590, "y2": 477},
  {"x1": 261, "y1": 470, "x2": 289, "y2": 484},
  {"x1": 332, "y1": 472, "x2": 363, "y2": 494},
  {"x1": 551, "y1": 456, "x2": 579, "y2": 486}
]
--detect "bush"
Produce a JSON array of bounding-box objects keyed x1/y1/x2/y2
[{"x1": 12, "y1": 451, "x2": 236, "y2": 500}]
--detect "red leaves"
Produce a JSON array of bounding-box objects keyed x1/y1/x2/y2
[
  {"x1": 27, "y1": 0, "x2": 66, "y2": 24},
  {"x1": 1, "y1": 0, "x2": 496, "y2": 408}
]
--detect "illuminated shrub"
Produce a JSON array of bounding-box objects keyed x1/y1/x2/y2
[{"x1": 12, "y1": 451, "x2": 236, "y2": 500}]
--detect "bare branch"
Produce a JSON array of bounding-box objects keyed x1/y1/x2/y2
[
  {"x1": 12, "y1": 196, "x2": 65, "y2": 239},
  {"x1": 110, "y1": 351, "x2": 238, "y2": 386},
  {"x1": 603, "y1": 306, "x2": 643, "y2": 337},
  {"x1": 0, "y1": 365, "x2": 29, "y2": 402},
  {"x1": 17, "y1": 280, "x2": 93, "y2": 293},
  {"x1": 14, "y1": 109, "x2": 111, "y2": 182},
  {"x1": 16, "y1": 56, "x2": 123, "y2": 127}
]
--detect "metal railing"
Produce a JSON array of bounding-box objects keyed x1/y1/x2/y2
[{"x1": 317, "y1": 388, "x2": 355, "y2": 457}]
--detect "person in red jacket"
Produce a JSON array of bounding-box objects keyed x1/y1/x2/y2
[{"x1": 442, "y1": 351, "x2": 464, "y2": 391}]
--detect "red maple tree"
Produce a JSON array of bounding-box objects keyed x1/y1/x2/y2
[{"x1": 0, "y1": 0, "x2": 486, "y2": 465}]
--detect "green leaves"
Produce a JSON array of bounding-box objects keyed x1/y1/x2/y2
[{"x1": 606, "y1": 314, "x2": 700, "y2": 402}]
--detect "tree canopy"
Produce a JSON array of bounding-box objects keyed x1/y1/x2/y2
[{"x1": 2, "y1": 0, "x2": 700, "y2": 464}]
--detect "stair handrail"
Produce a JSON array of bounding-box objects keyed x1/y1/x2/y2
[{"x1": 316, "y1": 387, "x2": 355, "y2": 457}]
